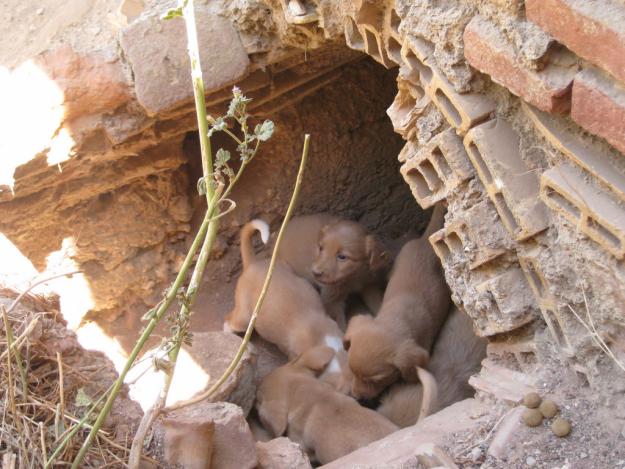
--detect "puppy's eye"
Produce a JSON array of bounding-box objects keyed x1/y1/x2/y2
[{"x1": 337, "y1": 253, "x2": 347, "y2": 262}]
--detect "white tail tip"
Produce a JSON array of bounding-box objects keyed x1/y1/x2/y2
[{"x1": 250, "y1": 219, "x2": 270, "y2": 244}]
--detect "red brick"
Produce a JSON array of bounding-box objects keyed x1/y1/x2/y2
[
  {"x1": 572, "y1": 68, "x2": 625, "y2": 156},
  {"x1": 526, "y1": 0, "x2": 625, "y2": 85},
  {"x1": 464, "y1": 16, "x2": 577, "y2": 114}
]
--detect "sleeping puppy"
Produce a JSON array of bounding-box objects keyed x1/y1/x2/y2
[
  {"x1": 256, "y1": 346, "x2": 398, "y2": 464},
  {"x1": 224, "y1": 220, "x2": 350, "y2": 391},
  {"x1": 273, "y1": 214, "x2": 390, "y2": 328},
  {"x1": 377, "y1": 306, "x2": 487, "y2": 427},
  {"x1": 343, "y1": 203, "x2": 451, "y2": 399}
]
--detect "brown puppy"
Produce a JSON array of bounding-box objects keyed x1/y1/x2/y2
[
  {"x1": 343, "y1": 204, "x2": 451, "y2": 399},
  {"x1": 377, "y1": 306, "x2": 487, "y2": 427},
  {"x1": 275, "y1": 214, "x2": 390, "y2": 328},
  {"x1": 256, "y1": 346, "x2": 398, "y2": 465},
  {"x1": 224, "y1": 220, "x2": 349, "y2": 390}
]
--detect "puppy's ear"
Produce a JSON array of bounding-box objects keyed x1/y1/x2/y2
[
  {"x1": 257, "y1": 398, "x2": 288, "y2": 437},
  {"x1": 365, "y1": 235, "x2": 389, "y2": 272},
  {"x1": 416, "y1": 367, "x2": 438, "y2": 421},
  {"x1": 296, "y1": 346, "x2": 335, "y2": 374},
  {"x1": 393, "y1": 341, "x2": 429, "y2": 383},
  {"x1": 343, "y1": 314, "x2": 373, "y2": 350}
]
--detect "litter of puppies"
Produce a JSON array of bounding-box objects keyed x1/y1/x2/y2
[{"x1": 223, "y1": 202, "x2": 487, "y2": 464}]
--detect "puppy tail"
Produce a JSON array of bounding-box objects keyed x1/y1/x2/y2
[
  {"x1": 240, "y1": 219, "x2": 270, "y2": 269},
  {"x1": 423, "y1": 203, "x2": 446, "y2": 239},
  {"x1": 416, "y1": 367, "x2": 438, "y2": 421}
]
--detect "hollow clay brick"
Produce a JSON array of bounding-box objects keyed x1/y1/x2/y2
[
  {"x1": 402, "y1": 35, "x2": 496, "y2": 135},
  {"x1": 400, "y1": 128, "x2": 475, "y2": 208},
  {"x1": 398, "y1": 139, "x2": 419, "y2": 163},
  {"x1": 387, "y1": 68, "x2": 427, "y2": 140},
  {"x1": 344, "y1": 16, "x2": 366, "y2": 52},
  {"x1": 469, "y1": 359, "x2": 537, "y2": 404},
  {"x1": 488, "y1": 338, "x2": 538, "y2": 373},
  {"x1": 362, "y1": 24, "x2": 395, "y2": 68},
  {"x1": 526, "y1": 0, "x2": 625, "y2": 85},
  {"x1": 523, "y1": 103, "x2": 625, "y2": 203},
  {"x1": 461, "y1": 199, "x2": 511, "y2": 270},
  {"x1": 572, "y1": 68, "x2": 625, "y2": 156},
  {"x1": 464, "y1": 119, "x2": 550, "y2": 241},
  {"x1": 383, "y1": 3, "x2": 403, "y2": 65},
  {"x1": 464, "y1": 16, "x2": 577, "y2": 114},
  {"x1": 540, "y1": 305, "x2": 575, "y2": 358},
  {"x1": 475, "y1": 267, "x2": 539, "y2": 335},
  {"x1": 541, "y1": 163, "x2": 625, "y2": 259}
]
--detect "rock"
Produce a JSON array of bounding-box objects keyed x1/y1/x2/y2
[
  {"x1": 120, "y1": 8, "x2": 250, "y2": 115},
  {"x1": 158, "y1": 402, "x2": 257, "y2": 469},
  {"x1": 256, "y1": 437, "x2": 312, "y2": 469},
  {"x1": 526, "y1": 455, "x2": 537, "y2": 466},
  {"x1": 488, "y1": 406, "x2": 525, "y2": 459},
  {"x1": 168, "y1": 332, "x2": 257, "y2": 415},
  {"x1": 161, "y1": 416, "x2": 215, "y2": 469}
]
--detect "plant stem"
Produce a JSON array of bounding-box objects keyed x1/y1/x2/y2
[
  {"x1": 166, "y1": 133, "x2": 311, "y2": 412},
  {"x1": 1, "y1": 305, "x2": 28, "y2": 401},
  {"x1": 70, "y1": 188, "x2": 221, "y2": 468}
]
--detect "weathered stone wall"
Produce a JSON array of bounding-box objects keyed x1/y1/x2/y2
[{"x1": 1, "y1": 0, "x2": 625, "y2": 431}]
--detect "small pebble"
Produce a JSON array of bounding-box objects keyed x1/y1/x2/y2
[
  {"x1": 523, "y1": 392, "x2": 542, "y2": 409},
  {"x1": 539, "y1": 399, "x2": 559, "y2": 418},
  {"x1": 551, "y1": 418, "x2": 571, "y2": 437},
  {"x1": 580, "y1": 452, "x2": 588, "y2": 458},
  {"x1": 522, "y1": 408, "x2": 543, "y2": 427},
  {"x1": 36, "y1": 7, "x2": 44, "y2": 14},
  {"x1": 526, "y1": 456, "x2": 537, "y2": 466},
  {"x1": 470, "y1": 447, "x2": 483, "y2": 462}
]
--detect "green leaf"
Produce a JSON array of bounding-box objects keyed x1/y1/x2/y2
[
  {"x1": 161, "y1": 7, "x2": 183, "y2": 20},
  {"x1": 215, "y1": 148, "x2": 231, "y2": 169},
  {"x1": 254, "y1": 120, "x2": 274, "y2": 142},
  {"x1": 74, "y1": 388, "x2": 93, "y2": 408},
  {"x1": 197, "y1": 177, "x2": 207, "y2": 196}
]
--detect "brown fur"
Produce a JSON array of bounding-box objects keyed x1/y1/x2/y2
[
  {"x1": 256, "y1": 346, "x2": 398, "y2": 465},
  {"x1": 377, "y1": 306, "x2": 487, "y2": 427},
  {"x1": 343, "y1": 204, "x2": 451, "y2": 399},
  {"x1": 224, "y1": 221, "x2": 351, "y2": 391},
  {"x1": 276, "y1": 214, "x2": 390, "y2": 328}
]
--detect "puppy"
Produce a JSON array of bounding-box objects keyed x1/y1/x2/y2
[
  {"x1": 256, "y1": 346, "x2": 398, "y2": 464},
  {"x1": 377, "y1": 306, "x2": 487, "y2": 427},
  {"x1": 343, "y1": 204, "x2": 451, "y2": 399},
  {"x1": 224, "y1": 220, "x2": 350, "y2": 390},
  {"x1": 276, "y1": 214, "x2": 390, "y2": 328}
]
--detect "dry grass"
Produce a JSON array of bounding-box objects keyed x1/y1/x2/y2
[{"x1": 0, "y1": 287, "x2": 149, "y2": 468}]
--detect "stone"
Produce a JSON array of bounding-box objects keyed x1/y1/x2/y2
[
  {"x1": 167, "y1": 332, "x2": 257, "y2": 415},
  {"x1": 120, "y1": 9, "x2": 250, "y2": 115},
  {"x1": 464, "y1": 16, "x2": 577, "y2": 114},
  {"x1": 161, "y1": 416, "x2": 214, "y2": 469},
  {"x1": 572, "y1": 68, "x2": 625, "y2": 156},
  {"x1": 256, "y1": 437, "x2": 312, "y2": 469},
  {"x1": 526, "y1": 0, "x2": 625, "y2": 85},
  {"x1": 158, "y1": 402, "x2": 257, "y2": 469}
]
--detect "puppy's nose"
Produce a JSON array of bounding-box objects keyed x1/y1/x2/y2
[{"x1": 312, "y1": 267, "x2": 323, "y2": 278}]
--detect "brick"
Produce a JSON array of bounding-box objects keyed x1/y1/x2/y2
[
  {"x1": 401, "y1": 35, "x2": 496, "y2": 135},
  {"x1": 429, "y1": 225, "x2": 467, "y2": 265},
  {"x1": 469, "y1": 359, "x2": 537, "y2": 404},
  {"x1": 120, "y1": 10, "x2": 250, "y2": 115},
  {"x1": 464, "y1": 16, "x2": 577, "y2": 114},
  {"x1": 523, "y1": 103, "x2": 625, "y2": 203},
  {"x1": 540, "y1": 305, "x2": 575, "y2": 357},
  {"x1": 526, "y1": 0, "x2": 625, "y2": 85},
  {"x1": 488, "y1": 338, "x2": 538, "y2": 373},
  {"x1": 401, "y1": 128, "x2": 475, "y2": 208},
  {"x1": 362, "y1": 24, "x2": 395, "y2": 68},
  {"x1": 541, "y1": 163, "x2": 625, "y2": 258},
  {"x1": 320, "y1": 399, "x2": 489, "y2": 469},
  {"x1": 572, "y1": 68, "x2": 625, "y2": 155},
  {"x1": 387, "y1": 68, "x2": 427, "y2": 140},
  {"x1": 398, "y1": 139, "x2": 419, "y2": 163},
  {"x1": 464, "y1": 119, "x2": 550, "y2": 240},
  {"x1": 344, "y1": 16, "x2": 365, "y2": 52},
  {"x1": 383, "y1": 4, "x2": 403, "y2": 65},
  {"x1": 280, "y1": 0, "x2": 319, "y2": 25},
  {"x1": 475, "y1": 267, "x2": 539, "y2": 335}
]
